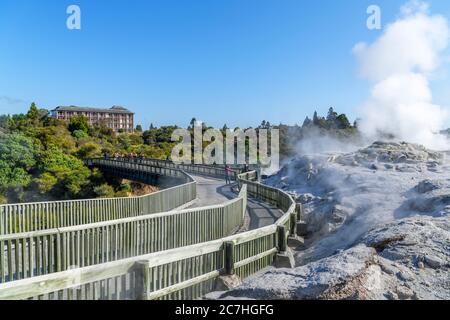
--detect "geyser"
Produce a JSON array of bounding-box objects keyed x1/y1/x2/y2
[{"x1": 354, "y1": 0, "x2": 450, "y2": 150}]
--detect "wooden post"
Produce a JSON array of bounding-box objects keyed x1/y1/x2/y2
[
  {"x1": 290, "y1": 212, "x2": 297, "y2": 236},
  {"x1": 0, "y1": 207, "x2": 4, "y2": 235},
  {"x1": 277, "y1": 226, "x2": 287, "y2": 252},
  {"x1": 135, "y1": 260, "x2": 150, "y2": 300},
  {"x1": 225, "y1": 241, "x2": 235, "y2": 275},
  {"x1": 56, "y1": 233, "x2": 61, "y2": 272},
  {"x1": 295, "y1": 203, "x2": 303, "y2": 221}
]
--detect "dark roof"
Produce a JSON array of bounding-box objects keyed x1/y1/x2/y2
[{"x1": 52, "y1": 106, "x2": 134, "y2": 114}]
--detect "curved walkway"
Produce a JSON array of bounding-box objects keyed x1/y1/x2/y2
[
  {"x1": 0, "y1": 160, "x2": 294, "y2": 301},
  {"x1": 189, "y1": 173, "x2": 283, "y2": 230}
]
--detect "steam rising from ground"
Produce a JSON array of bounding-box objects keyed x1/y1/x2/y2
[
  {"x1": 294, "y1": 126, "x2": 363, "y2": 156},
  {"x1": 266, "y1": 141, "x2": 450, "y2": 270},
  {"x1": 354, "y1": 1, "x2": 450, "y2": 150},
  {"x1": 212, "y1": 141, "x2": 450, "y2": 300}
]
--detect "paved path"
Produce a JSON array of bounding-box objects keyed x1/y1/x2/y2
[
  {"x1": 188, "y1": 175, "x2": 232, "y2": 207},
  {"x1": 188, "y1": 174, "x2": 283, "y2": 230}
]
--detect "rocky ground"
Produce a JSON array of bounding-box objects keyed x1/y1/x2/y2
[{"x1": 210, "y1": 142, "x2": 450, "y2": 300}]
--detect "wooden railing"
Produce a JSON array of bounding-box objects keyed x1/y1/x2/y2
[
  {"x1": 0, "y1": 185, "x2": 246, "y2": 284},
  {"x1": 0, "y1": 214, "x2": 280, "y2": 300},
  {"x1": 0, "y1": 161, "x2": 298, "y2": 300},
  {"x1": 135, "y1": 158, "x2": 241, "y2": 181},
  {"x1": 0, "y1": 240, "x2": 227, "y2": 300},
  {"x1": 0, "y1": 159, "x2": 196, "y2": 235}
]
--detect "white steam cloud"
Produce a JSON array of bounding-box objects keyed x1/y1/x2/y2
[{"x1": 354, "y1": 1, "x2": 450, "y2": 150}]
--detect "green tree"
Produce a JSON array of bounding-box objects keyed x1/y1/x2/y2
[
  {"x1": 312, "y1": 111, "x2": 327, "y2": 128},
  {"x1": 0, "y1": 162, "x2": 31, "y2": 191},
  {"x1": 72, "y1": 129, "x2": 89, "y2": 139},
  {"x1": 0, "y1": 133, "x2": 37, "y2": 169},
  {"x1": 143, "y1": 129, "x2": 156, "y2": 145},
  {"x1": 93, "y1": 184, "x2": 115, "y2": 198},
  {"x1": 336, "y1": 114, "x2": 351, "y2": 129},
  {"x1": 26, "y1": 102, "x2": 39, "y2": 121},
  {"x1": 38, "y1": 144, "x2": 91, "y2": 197},
  {"x1": 37, "y1": 125, "x2": 76, "y2": 153},
  {"x1": 302, "y1": 117, "x2": 312, "y2": 127},
  {"x1": 117, "y1": 135, "x2": 131, "y2": 151},
  {"x1": 135, "y1": 125, "x2": 143, "y2": 132},
  {"x1": 34, "y1": 172, "x2": 58, "y2": 194},
  {"x1": 189, "y1": 118, "x2": 197, "y2": 129},
  {"x1": 155, "y1": 126, "x2": 178, "y2": 144},
  {"x1": 313, "y1": 111, "x2": 319, "y2": 125},
  {"x1": 76, "y1": 142, "x2": 102, "y2": 158},
  {"x1": 68, "y1": 115, "x2": 89, "y2": 135},
  {"x1": 0, "y1": 115, "x2": 11, "y2": 131},
  {"x1": 326, "y1": 107, "x2": 338, "y2": 126},
  {"x1": 0, "y1": 133, "x2": 37, "y2": 193}
]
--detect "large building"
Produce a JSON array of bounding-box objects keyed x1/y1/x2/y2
[{"x1": 51, "y1": 106, "x2": 134, "y2": 133}]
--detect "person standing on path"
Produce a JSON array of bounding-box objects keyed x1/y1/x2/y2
[{"x1": 225, "y1": 165, "x2": 234, "y2": 185}]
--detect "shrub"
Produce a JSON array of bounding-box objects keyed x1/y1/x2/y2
[
  {"x1": 76, "y1": 142, "x2": 102, "y2": 158},
  {"x1": 93, "y1": 184, "x2": 115, "y2": 198},
  {"x1": 34, "y1": 173, "x2": 58, "y2": 194},
  {"x1": 72, "y1": 129, "x2": 89, "y2": 139},
  {"x1": 68, "y1": 115, "x2": 89, "y2": 134}
]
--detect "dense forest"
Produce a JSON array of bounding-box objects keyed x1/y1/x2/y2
[
  {"x1": 0, "y1": 103, "x2": 177, "y2": 204},
  {"x1": 0, "y1": 104, "x2": 357, "y2": 204}
]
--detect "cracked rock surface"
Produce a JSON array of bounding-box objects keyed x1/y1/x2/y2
[{"x1": 209, "y1": 142, "x2": 450, "y2": 300}]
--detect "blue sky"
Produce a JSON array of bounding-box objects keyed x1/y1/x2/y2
[{"x1": 1, "y1": 0, "x2": 450, "y2": 128}]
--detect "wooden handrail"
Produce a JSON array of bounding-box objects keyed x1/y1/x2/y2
[
  {"x1": 0, "y1": 160, "x2": 297, "y2": 300},
  {"x1": 0, "y1": 159, "x2": 197, "y2": 235}
]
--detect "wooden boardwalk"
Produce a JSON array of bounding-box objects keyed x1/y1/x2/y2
[
  {"x1": 189, "y1": 174, "x2": 283, "y2": 230},
  {"x1": 0, "y1": 159, "x2": 299, "y2": 300}
]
